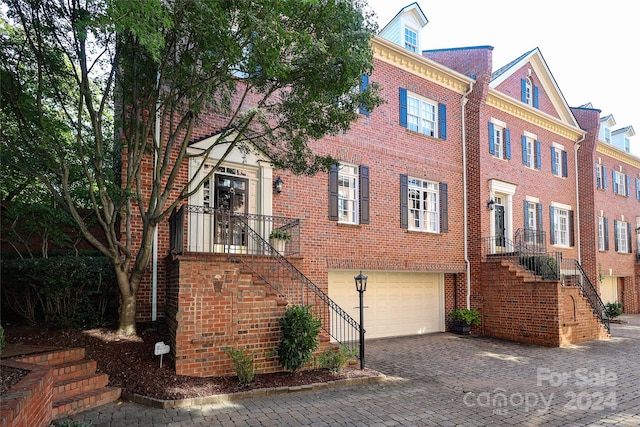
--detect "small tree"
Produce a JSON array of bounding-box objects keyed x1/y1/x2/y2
[
  {"x1": 1, "y1": 0, "x2": 383, "y2": 336},
  {"x1": 278, "y1": 305, "x2": 321, "y2": 372}
]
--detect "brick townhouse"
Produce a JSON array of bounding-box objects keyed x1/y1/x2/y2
[
  {"x1": 573, "y1": 105, "x2": 640, "y2": 315},
  {"x1": 130, "y1": 3, "x2": 620, "y2": 376}
]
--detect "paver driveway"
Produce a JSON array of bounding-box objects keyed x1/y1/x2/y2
[{"x1": 62, "y1": 315, "x2": 640, "y2": 426}]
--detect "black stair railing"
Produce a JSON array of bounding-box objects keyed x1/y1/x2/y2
[
  {"x1": 226, "y1": 215, "x2": 363, "y2": 359},
  {"x1": 560, "y1": 259, "x2": 611, "y2": 334},
  {"x1": 482, "y1": 234, "x2": 560, "y2": 280}
]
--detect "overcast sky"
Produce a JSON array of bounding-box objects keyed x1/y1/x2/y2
[{"x1": 366, "y1": 0, "x2": 639, "y2": 157}]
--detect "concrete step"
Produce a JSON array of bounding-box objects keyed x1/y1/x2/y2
[
  {"x1": 52, "y1": 372, "x2": 110, "y2": 400},
  {"x1": 52, "y1": 386, "x2": 121, "y2": 420}
]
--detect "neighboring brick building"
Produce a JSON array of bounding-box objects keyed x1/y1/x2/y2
[
  {"x1": 128, "y1": 3, "x2": 622, "y2": 376},
  {"x1": 573, "y1": 105, "x2": 640, "y2": 314}
]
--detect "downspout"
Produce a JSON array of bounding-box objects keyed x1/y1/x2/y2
[
  {"x1": 152, "y1": 73, "x2": 160, "y2": 321},
  {"x1": 574, "y1": 132, "x2": 586, "y2": 264},
  {"x1": 462, "y1": 81, "x2": 474, "y2": 309}
]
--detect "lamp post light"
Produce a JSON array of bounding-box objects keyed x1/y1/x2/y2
[{"x1": 354, "y1": 271, "x2": 367, "y2": 369}]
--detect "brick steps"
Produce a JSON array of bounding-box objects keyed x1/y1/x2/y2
[{"x1": 15, "y1": 348, "x2": 121, "y2": 420}]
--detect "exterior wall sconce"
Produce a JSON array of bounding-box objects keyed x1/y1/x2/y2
[
  {"x1": 487, "y1": 199, "x2": 495, "y2": 210},
  {"x1": 354, "y1": 271, "x2": 367, "y2": 369},
  {"x1": 273, "y1": 176, "x2": 283, "y2": 194}
]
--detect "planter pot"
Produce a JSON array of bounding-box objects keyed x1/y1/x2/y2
[
  {"x1": 451, "y1": 322, "x2": 471, "y2": 335},
  {"x1": 269, "y1": 238, "x2": 287, "y2": 253}
]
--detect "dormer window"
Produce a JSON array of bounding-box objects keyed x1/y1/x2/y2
[
  {"x1": 404, "y1": 27, "x2": 418, "y2": 53},
  {"x1": 604, "y1": 128, "x2": 611, "y2": 143},
  {"x1": 524, "y1": 78, "x2": 532, "y2": 105},
  {"x1": 624, "y1": 137, "x2": 630, "y2": 152}
]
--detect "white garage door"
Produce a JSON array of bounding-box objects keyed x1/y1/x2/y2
[
  {"x1": 328, "y1": 270, "x2": 444, "y2": 339},
  {"x1": 600, "y1": 276, "x2": 618, "y2": 304}
]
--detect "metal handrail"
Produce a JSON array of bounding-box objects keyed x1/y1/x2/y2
[
  {"x1": 229, "y1": 215, "x2": 363, "y2": 359},
  {"x1": 561, "y1": 259, "x2": 611, "y2": 334},
  {"x1": 482, "y1": 235, "x2": 560, "y2": 280}
]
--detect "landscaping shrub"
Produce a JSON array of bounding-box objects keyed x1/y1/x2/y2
[
  {"x1": 318, "y1": 345, "x2": 356, "y2": 374},
  {"x1": 0, "y1": 256, "x2": 117, "y2": 327},
  {"x1": 605, "y1": 302, "x2": 623, "y2": 319},
  {"x1": 0, "y1": 324, "x2": 5, "y2": 357},
  {"x1": 225, "y1": 347, "x2": 256, "y2": 386},
  {"x1": 278, "y1": 305, "x2": 321, "y2": 372}
]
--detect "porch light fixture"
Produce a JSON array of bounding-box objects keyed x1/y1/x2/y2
[
  {"x1": 273, "y1": 176, "x2": 284, "y2": 194},
  {"x1": 487, "y1": 199, "x2": 496, "y2": 210},
  {"x1": 354, "y1": 271, "x2": 367, "y2": 369}
]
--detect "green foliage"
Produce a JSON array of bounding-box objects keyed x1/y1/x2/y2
[
  {"x1": 318, "y1": 345, "x2": 356, "y2": 374},
  {"x1": 1, "y1": 256, "x2": 117, "y2": 328},
  {"x1": 269, "y1": 229, "x2": 292, "y2": 242},
  {"x1": 225, "y1": 347, "x2": 256, "y2": 386},
  {"x1": 448, "y1": 309, "x2": 481, "y2": 326},
  {"x1": 0, "y1": 324, "x2": 5, "y2": 357},
  {"x1": 605, "y1": 302, "x2": 623, "y2": 319},
  {"x1": 278, "y1": 305, "x2": 321, "y2": 372},
  {"x1": 519, "y1": 255, "x2": 558, "y2": 280},
  {"x1": 1, "y1": 0, "x2": 382, "y2": 334}
]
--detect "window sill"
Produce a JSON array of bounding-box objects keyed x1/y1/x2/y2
[
  {"x1": 407, "y1": 228, "x2": 440, "y2": 234},
  {"x1": 337, "y1": 222, "x2": 361, "y2": 228}
]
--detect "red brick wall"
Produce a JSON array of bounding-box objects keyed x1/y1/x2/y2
[
  {"x1": 165, "y1": 253, "x2": 323, "y2": 377},
  {"x1": 573, "y1": 106, "x2": 640, "y2": 314},
  {"x1": 480, "y1": 260, "x2": 608, "y2": 346},
  {"x1": 0, "y1": 361, "x2": 53, "y2": 427}
]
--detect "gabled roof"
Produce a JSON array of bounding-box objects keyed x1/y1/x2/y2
[
  {"x1": 378, "y1": 2, "x2": 428, "y2": 35},
  {"x1": 489, "y1": 47, "x2": 579, "y2": 127},
  {"x1": 601, "y1": 114, "x2": 616, "y2": 127},
  {"x1": 612, "y1": 126, "x2": 635, "y2": 137}
]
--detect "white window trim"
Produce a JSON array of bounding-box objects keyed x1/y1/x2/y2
[
  {"x1": 404, "y1": 26, "x2": 418, "y2": 53},
  {"x1": 407, "y1": 177, "x2": 439, "y2": 233},
  {"x1": 406, "y1": 92, "x2": 437, "y2": 137},
  {"x1": 554, "y1": 208, "x2": 570, "y2": 247},
  {"x1": 598, "y1": 216, "x2": 605, "y2": 251},
  {"x1": 616, "y1": 220, "x2": 629, "y2": 253},
  {"x1": 337, "y1": 163, "x2": 359, "y2": 225}
]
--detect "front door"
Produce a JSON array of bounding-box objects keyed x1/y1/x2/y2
[
  {"x1": 495, "y1": 204, "x2": 506, "y2": 251},
  {"x1": 214, "y1": 174, "x2": 248, "y2": 251}
]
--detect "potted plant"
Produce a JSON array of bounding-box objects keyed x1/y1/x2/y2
[
  {"x1": 448, "y1": 308, "x2": 480, "y2": 335},
  {"x1": 269, "y1": 229, "x2": 291, "y2": 253}
]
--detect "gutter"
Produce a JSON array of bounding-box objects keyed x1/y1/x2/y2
[
  {"x1": 461, "y1": 81, "x2": 474, "y2": 309},
  {"x1": 574, "y1": 132, "x2": 586, "y2": 264}
]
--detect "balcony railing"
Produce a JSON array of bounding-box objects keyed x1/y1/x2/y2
[{"x1": 169, "y1": 205, "x2": 300, "y2": 256}]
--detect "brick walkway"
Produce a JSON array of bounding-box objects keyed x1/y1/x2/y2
[{"x1": 59, "y1": 314, "x2": 640, "y2": 426}]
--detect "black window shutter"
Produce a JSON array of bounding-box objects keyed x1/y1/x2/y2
[
  {"x1": 533, "y1": 85, "x2": 539, "y2": 108},
  {"x1": 562, "y1": 151, "x2": 568, "y2": 177},
  {"x1": 523, "y1": 201, "x2": 529, "y2": 229},
  {"x1": 569, "y1": 210, "x2": 575, "y2": 247},
  {"x1": 505, "y1": 128, "x2": 511, "y2": 159},
  {"x1": 328, "y1": 165, "x2": 338, "y2": 221},
  {"x1": 359, "y1": 166, "x2": 370, "y2": 224},
  {"x1": 628, "y1": 222, "x2": 633, "y2": 254},
  {"x1": 439, "y1": 182, "x2": 448, "y2": 233},
  {"x1": 521, "y1": 78, "x2": 527, "y2": 102},
  {"x1": 604, "y1": 217, "x2": 609, "y2": 251},
  {"x1": 400, "y1": 174, "x2": 408, "y2": 229}
]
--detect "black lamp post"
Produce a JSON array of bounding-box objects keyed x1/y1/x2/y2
[{"x1": 354, "y1": 271, "x2": 367, "y2": 369}]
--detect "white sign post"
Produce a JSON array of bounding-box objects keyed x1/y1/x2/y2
[{"x1": 154, "y1": 341, "x2": 170, "y2": 368}]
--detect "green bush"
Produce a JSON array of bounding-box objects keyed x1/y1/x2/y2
[
  {"x1": 1, "y1": 256, "x2": 117, "y2": 328},
  {"x1": 278, "y1": 305, "x2": 321, "y2": 372},
  {"x1": 318, "y1": 345, "x2": 356, "y2": 374},
  {"x1": 605, "y1": 302, "x2": 623, "y2": 319},
  {"x1": 225, "y1": 347, "x2": 256, "y2": 386},
  {"x1": 448, "y1": 309, "x2": 481, "y2": 326}
]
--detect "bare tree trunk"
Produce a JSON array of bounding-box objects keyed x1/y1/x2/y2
[{"x1": 118, "y1": 292, "x2": 138, "y2": 336}]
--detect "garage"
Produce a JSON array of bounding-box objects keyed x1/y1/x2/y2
[
  {"x1": 600, "y1": 276, "x2": 618, "y2": 305},
  {"x1": 328, "y1": 270, "x2": 444, "y2": 339}
]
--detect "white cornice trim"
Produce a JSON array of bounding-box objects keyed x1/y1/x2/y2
[
  {"x1": 371, "y1": 37, "x2": 473, "y2": 95},
  {"x1": 596, "y1": 142, "x2": 640, "y2": 168},
  {"x1": 487, "y1": 90, "x2": 585, "y2": 141}
]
